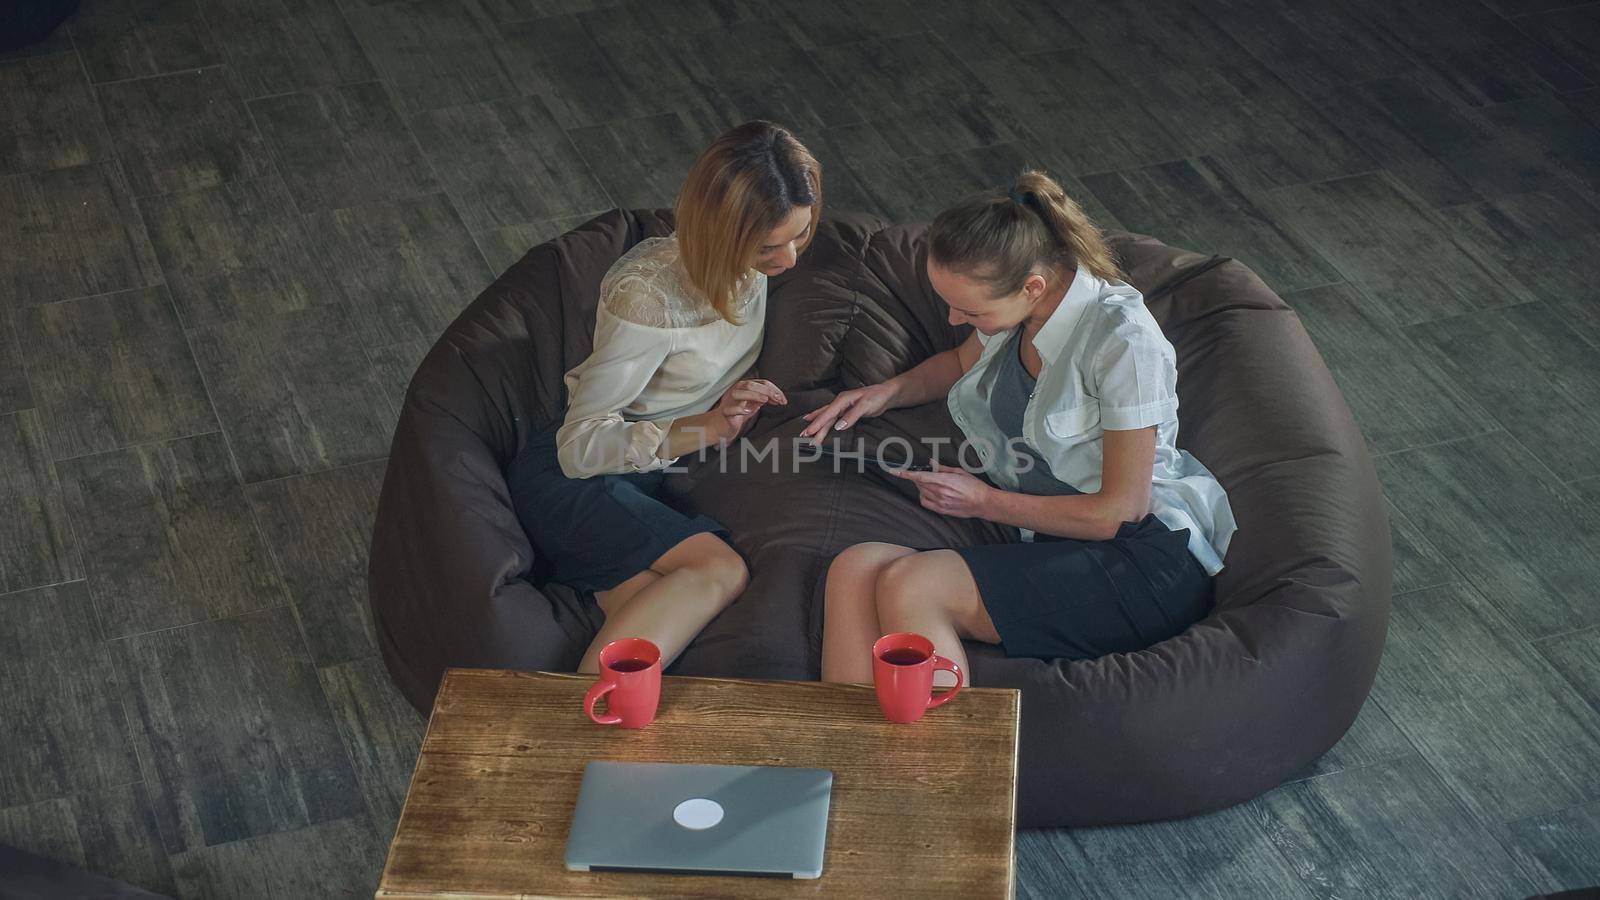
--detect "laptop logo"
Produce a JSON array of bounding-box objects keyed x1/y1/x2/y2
[{"x1": 673, "y1": 798, "x2": 724, "y2": 830}]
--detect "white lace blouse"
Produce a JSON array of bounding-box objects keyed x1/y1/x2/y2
[{"x1": 556, "y1": 235, "x2": 766, "y2": 478}]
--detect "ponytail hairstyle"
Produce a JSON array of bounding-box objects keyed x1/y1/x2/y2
[
  {"x1": 675, "y1": 120, "x2": 822, "y2": 323},
  {"x1": 927, "y1": 170, "x2": 1120, "y2": 297}
]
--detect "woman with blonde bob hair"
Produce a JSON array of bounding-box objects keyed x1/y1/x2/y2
[
  {"x1": 809, "y1": 171, "x2": 1235, "y2": 685},
  {"x1": 505, "y1": 120, "x2": 821, "y2": 674}
]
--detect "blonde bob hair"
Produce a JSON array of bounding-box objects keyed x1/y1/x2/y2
[{"x1": 674, "y1": 120, "x2": 822, "y2": 322}]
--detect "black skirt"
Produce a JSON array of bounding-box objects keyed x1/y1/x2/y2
[
  {"x1": 955, "y1": 514, "x2": 1214, "y2": 661},
  {"x1": 505, "y1": 426, "x2": 727, "y2": 593}
]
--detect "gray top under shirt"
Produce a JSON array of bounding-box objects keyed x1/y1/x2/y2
[{"x1": 991, "y1": 329, "x2": 1081, "y2": 497}]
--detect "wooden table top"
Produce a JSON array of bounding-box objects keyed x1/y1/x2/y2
[{"x1": 377, "y1": 668, "x2": 1021, "y2": 900}]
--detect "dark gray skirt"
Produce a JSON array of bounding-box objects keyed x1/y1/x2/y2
[
  {"x1": 955, "y1": 514, "x2": 1213, "y2": 660},
  {"x1": 505, "y1": 425, "x2": 726, "y2": 592}
]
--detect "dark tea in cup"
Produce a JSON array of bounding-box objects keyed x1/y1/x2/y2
[{"x1": 879, "y1": 647, "x2": 931, "y2": 667}]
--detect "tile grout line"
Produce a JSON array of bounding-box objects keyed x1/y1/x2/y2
[
  {"x1": 1389, "y1": 580, "x2": 1471, "y2": 601},
  {"x1": 8, "y1": 357, "x2": 96, "y2": 639},
  {"x1": 174, "y1": 315, "x2": 251, "y2": 483},
  {"x1": 213, "y1": 54, "x2": 362, "y2": 525},
  {"x1": 18, "y1": 25, "x2": 106, "y2": 634},
  {"x1": 337, "y1": 1, "x2": 524, "y2": 284},
  {"x1": 1238, "y1": 173, "x2": 1409, "y2": 329},
  {"x1": 1365, "y1": 581, "x2": 1579, "y2": 884},
  {"x1": 119, "y1": 172, "x2": 284, "y2": 206},
  {"x1": 240, "y1": 516, "x2": 382, "y2": 838},
  {"x1": 1191, "y1": 32, "x2": 1531, "y2": 293},
  {"x1": 241, "y1": 14, "x2": 402, "y2": 801},
  {"x1": 239, "y1": 453, "x2": 390, "y2": 490},
  {"x1": 48, "y1": 428, "x2": 225, "y2": 466},
  {"x1": 100, "y1": 602, "x2": 291, "y2": 645},
  {"x1": 154, "y1": 11, "x2": 392, "y2": 812},
  {"x1": 1372, "y1": 483, "x2": 1575, "y2": 862},
  {"x1": 1371, "y1": 427, "x2": 1506, "y2": 459},
  {"x1": 1495, "y1": 4, "x2": 1598, "y2": 95},
  {"x1": 1380, "y1": 319, "x2": 1510, "y2": 438},
  {"x1": 324, "y1": 10, "x2": 468, "y2": 427},
  {"x1": 114, "y1": 48, "x2": 304, "y2": 697},
  {"x1": 1485, "y1": 612, "x2": 1600, "y2": 891},
  {"x1": 3, "y1": 302, "x2": 41, "y2": 434},
  {"x1": 1500, "y1": 0, "x2": 1600, "y2": 17},
  {"x1": 1274, "y1": 277, "x2": 1351, "y2": 300},
  {"x1": 1500, "y1": 795, "x2": 1600, "y2": 830},
  {"x1": 67, "y1": 4, "x2": 259, "y2": 515},
  {"x1": 38, "y1": 197, "x2": 185, "y2": 850},
  {"x1": 0, "y1": 576, "x2": 88, "y2": 601},
  {"x1": 1383, "y1": 494, "x2": 1459, "y2": 595},
  {"x1": 73, "y1": 64, "x2": 231, "y2": 90},
  {"x1": 312, "y1": 643, "x2": 394, "y2": 841},
  {"x1": 1402, "y1": 299, "x2": 1600, "y2": 488},
  {"x1": 104, "y1": 637, "x2": 172, "y2": 859}
]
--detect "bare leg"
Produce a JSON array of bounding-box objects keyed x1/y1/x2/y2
[
  {"x1": 577, "y1": 533, "x2": 748, "y2": 674},
  {"x1": 874, "y1": 550, "x2": 999, "y2": 688},
  {"x1": 820, "y1": 542, "x2": 918, "y2": 684},
  {"x1": 594, "y1": 569, "x2": 660, "y2": 620}
]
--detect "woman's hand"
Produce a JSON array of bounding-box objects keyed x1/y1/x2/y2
[
  {"x1": 800, "y1": 382, "x2": 898, "y2": 438},
  {"x1": 711, "y1": 378, "x2": 787, "y2": 442},
  {"x1": 895, "y1": 463, "x2": 995, "y2": 519}
]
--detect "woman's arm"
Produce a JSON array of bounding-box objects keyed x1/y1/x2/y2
[
  {"x1": 899, "y1": 426, "x2": 1156, "y2": 541},
  {"x1": 555, "y1": 312, "x2": 676, "y2": 478},
  {"x1": 979, "y1": 426, "x2": 1155, "y2": 540},
  {"x1": 801, "y1": 331, "x2": 985, "y2": 437},
  {"x1": 886, "y1": 330, "x2": 985, "y2": 406},
  {"x1": 655, "y1": 379, "x2": 787, "y2": 459}
]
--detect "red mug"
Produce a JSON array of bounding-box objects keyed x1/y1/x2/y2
[
  {"x1": 583, "y1": 638, "x2": 662, "y2": 729},
  {"x1": 871, "y1": 632, "x2": 963, "y2": 724}
]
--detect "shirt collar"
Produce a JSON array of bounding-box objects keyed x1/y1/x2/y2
[{"x1": 1030, "y1": 265, "x2": 1096, "y2": 364}]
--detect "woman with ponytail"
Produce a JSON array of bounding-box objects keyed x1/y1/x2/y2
[{"x1": 809, "y1": 171, "x2": 1235, "y2": 683}]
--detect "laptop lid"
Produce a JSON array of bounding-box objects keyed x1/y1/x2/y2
[{"x1": 565, "y1": 761, "x2": 834, "y2": 879}]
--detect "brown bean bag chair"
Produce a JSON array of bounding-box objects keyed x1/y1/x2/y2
[{"x1": 368, "y1": 208, "x2": 1392, "y2": 827}]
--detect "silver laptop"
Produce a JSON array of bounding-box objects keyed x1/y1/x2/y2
[{"x1": 565, "y1": 761, "x2": 833, "y2": 879}]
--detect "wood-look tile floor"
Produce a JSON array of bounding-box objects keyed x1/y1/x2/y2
[{"x1": 2, "y1": 0, "x2": 1598, "y2": 896}]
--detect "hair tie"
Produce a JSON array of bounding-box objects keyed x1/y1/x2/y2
[{"x1": 1007, "y1": 189, "x2": 1028, "y2": 205}]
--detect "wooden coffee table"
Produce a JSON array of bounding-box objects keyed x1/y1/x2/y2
[{"x1": 376, "y1": 668, "x2": 1021, "y2": 899}]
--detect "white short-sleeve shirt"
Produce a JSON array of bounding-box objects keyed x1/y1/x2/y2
[{"x1": 946, "y1": 266, "x2": 1236, "y2": 574}]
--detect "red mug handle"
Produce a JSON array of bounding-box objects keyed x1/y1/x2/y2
[
  {"x1": 926, "y1": 654, "x2": 963, "y2": 709},
  {"x1": 585, "y1": 680, "x2": 622, "y2": 725}
]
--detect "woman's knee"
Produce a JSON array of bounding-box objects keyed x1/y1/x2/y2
[
  {"x1": 828, "y1": 543, "x2": 884, "y2": 579},
  {"x1": 594, "y1": 569, "x2": 658, "y2": 618},
  {"x1": 713, "y1": 552, "x2": 751, "y2": 602},
  {"x1": 655, "y1": 533, "x2": 748, "y2": 600},
  {"x1": 874, "y1": 554, "x2": 937, "y2": 620},
  {"x1": 874, "y1": 550, "x2": 974, "y2": 624},
  {"x1": 828, "y1": 542, "x2": 915, "y2": 585}
]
